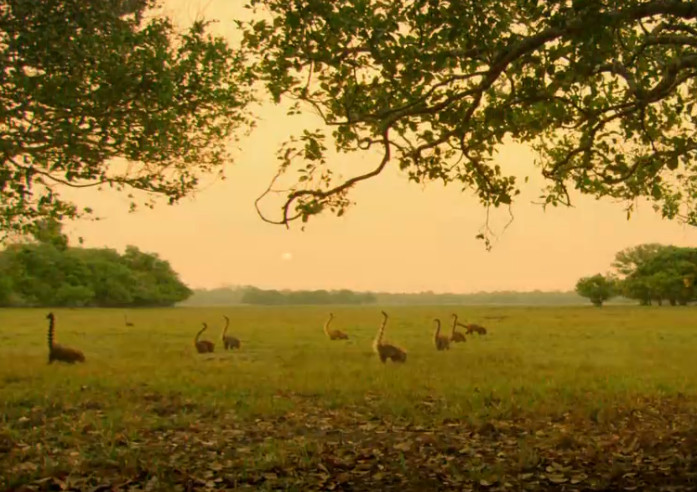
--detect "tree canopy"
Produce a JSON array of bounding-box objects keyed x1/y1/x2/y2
[
  {"x1": 614, "y1": 243, "x2": 697, "y2": 305},
  {"x1": 0, "y1": 225, "x2": 191, "y2": 307},
  {"x1": 578, "y1": 243, "x2": 697, "y2": 306},
  {"x1": 575, "y1": 274, "x2": 616, "y2": 306},
  {"x1": 0, "y1": 0, "x2": 253, "y2": 240},
  {"x1": 243, "y1": 0, "x2": 697, "y2": 241}
]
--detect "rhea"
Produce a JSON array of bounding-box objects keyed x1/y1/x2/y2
[
  {"x1": 221, "y1": 316, "x2": 241, "y2": 350},
  {"x1": 450, "y1": 314, "x2": 467, "y2": 343},
  {"x1": 433, "y1": 318, "x2": 450, "y2": 351},
  {"x1": 373, "y1": 311, "x2": 407, "y2": 363},
  {"x1": 462, "y1": 321, "x2": 488, "y2": 335},
  {"x1": 46, "y1": 312, "x2": 86, "y2": 364},
  {"x1": 194, "y1": 323, "x2": 215, "y2": 353},
  {"x1": 323, "y1": 313, "x2": 349, "y2": 340}
]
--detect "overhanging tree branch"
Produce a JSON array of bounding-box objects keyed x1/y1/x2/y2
[
  {"x1": 242, "y1": 0, "x2": 697, "y2": 236},
  {"x1": 0, "y1": 1, "x2": 254, "y2": 238},
  {"x1": 256, "y1": 129, "x2": 392, "y2": 225}
]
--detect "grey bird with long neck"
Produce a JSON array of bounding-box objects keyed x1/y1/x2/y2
[
  {"x1": 433, "y1": 318, "x2": 450, "y2": 351},
  {"x1": 324, "y1": 312, "x2": 349, "y2": 340},
  {"x1": 450, "y1": 313, "x2": 467, "y2": 342},
  {"x1": 221, "y1": 315, "x2": 241, "y2": 350},
  {"x1": 194, "y1": 323, "x2": 215, "y2": 353},
  {"x1": 46, "y1": 312, "x2": 85, "y2": 364},
  {"x1": 373, "y1": 311, "x2": 407, "y2": 363}
]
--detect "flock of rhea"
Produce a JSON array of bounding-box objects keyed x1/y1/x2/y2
[
  {"x1": 190, "y1": 310, "x2": 487, "y2": 364},
  {"x1": 369, "y1": 311, "x2": 487, "y2": 363},
  {"x1": 43, "y1": 310, "x2": 487, "y2": 364},
  {"x1": 194, "y1": 315, "x2": 241, "y2": 353}
]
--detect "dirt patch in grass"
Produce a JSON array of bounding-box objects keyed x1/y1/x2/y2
[{"x1": 3, "y1": 394, "x2": 697, "y2": 491}]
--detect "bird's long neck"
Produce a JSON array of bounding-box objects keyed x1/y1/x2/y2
[
  {"x1": 434, "y1": 319, "x2": 441, "y2": 339},
  {"x1": 451, "y1": 315, "x2": 458, "y2": 336},
  {"x1": 196, "y1": 325, "x2": 206, "y2": 343},
  {"x1": 223, "y1": 317, "x2": 229, "y2": 337},
  {"x1": 47, "y1": 316, "x2": 55, "y2": 349},
  {"x1": 324, "y1": 315, "x2": 333, "y2": 335},
  {"x1": 376, "y1": 315, "x2": 387, "y2": 345}
]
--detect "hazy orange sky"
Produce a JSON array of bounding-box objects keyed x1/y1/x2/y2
[{"x1": 64, "y1": 0, "x2": 697, "y2": 293}]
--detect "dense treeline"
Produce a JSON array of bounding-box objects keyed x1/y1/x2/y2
[
  {"x1": 178, "y1": 286, "x2": 250, "y2": 306},
  {"x1": 180, "y1": 286, "x2": 377, "y2": 306},
  {"x1": 241, "y1": 287, "x2": 376, "y2": 305},
  {"x1": 577, "y1": 244, "x2": 697, "y2": 306},
  {"x1": 372, "y1": 290, "x2": 602, "y2": 306},
  {"x1": 179, "y1": 287, "x2": 622, "y2": 307},
  {"x1": 0, "y1": 224, "x2": 191, "y2": 307}
]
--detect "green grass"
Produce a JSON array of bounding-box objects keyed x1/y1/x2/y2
[
  {"x1": 2, "y1": 305, "x2": 697, "y2": 490},
  {"x1": 4, "y1": 305, "x2": 694, "y2": 414}
]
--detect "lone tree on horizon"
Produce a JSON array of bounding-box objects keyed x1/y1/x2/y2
[{"x1": 576, "y1": 274, "x2": 616, "y2": 307}]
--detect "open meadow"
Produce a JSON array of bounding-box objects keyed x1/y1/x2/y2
[{"x1": 2, "y1": 305, "x2": 697, "y2": 490}]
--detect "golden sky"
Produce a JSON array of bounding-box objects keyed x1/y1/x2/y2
[{"x1": 66, "y1": 0, "x2": 697, "y2": 293}]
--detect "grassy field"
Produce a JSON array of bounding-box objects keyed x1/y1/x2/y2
[{"x1": 2, "y1": 306, "x2": 697, "y2": 490}]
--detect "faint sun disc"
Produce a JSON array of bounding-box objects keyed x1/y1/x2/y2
[{"x1": 281, "y1": 252, "x2": 293, "y2": 261}]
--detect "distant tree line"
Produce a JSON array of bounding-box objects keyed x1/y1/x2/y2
[
  {"x1": 0, "y1": 221, "x2": 191, "y2": 307},
  {"x1": 371, "y1": 290, "x2": 601, "y2": 306},
  {"x1": 576, "y1": 244, "x2": 697, "y2": 307},
  {"x1": 240, "y1": 287, "x2": 376, "y2": 305},
  {"x1": 181, "y1": 286, "x2": 377, "y2": 306},
  {"x1": 179, "y1": 287, "x2": 613, "y2": 307}
]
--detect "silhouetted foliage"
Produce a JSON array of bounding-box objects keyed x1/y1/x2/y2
[
  {"x1": 0, "y1": 0, "x2": 253, "y2": 240},
  {"x1": 243, "y1": 1, "x2": 697, "y2": 246}
]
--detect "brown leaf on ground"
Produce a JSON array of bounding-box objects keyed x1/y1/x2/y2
[{"x1": 3, "y1": 395, "x2": 697, "y2": 491}]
